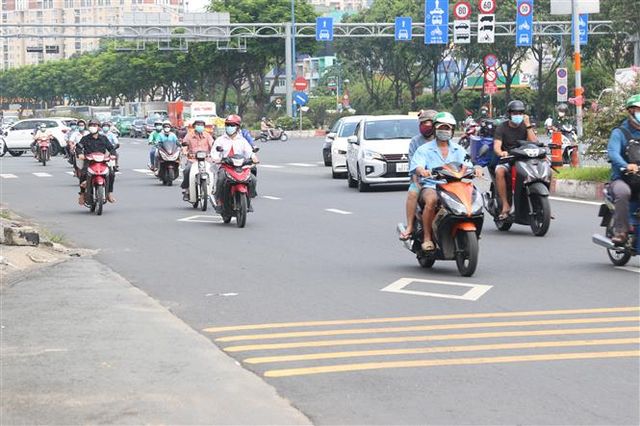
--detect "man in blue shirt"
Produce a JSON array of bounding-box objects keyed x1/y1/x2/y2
[
  {"x1": 399, "y1": 109, "x2": 437, "y2": 240},
  {"x1": 607, "y1": 94, "x2": 640, "y2": 244},
  {"x1": 410, "y1": 112, "x2": 481, "y2": 252}
]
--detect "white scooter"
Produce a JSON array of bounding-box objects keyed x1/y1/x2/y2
[{"x1": 185, "y1": 150, "x2": 214, "y2": 211}]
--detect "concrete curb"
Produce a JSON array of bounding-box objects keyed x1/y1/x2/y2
[{"x1": 550, "y1": 178, "x2": 605, "y2": 201}]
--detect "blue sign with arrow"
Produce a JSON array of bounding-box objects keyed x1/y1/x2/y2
[
  {"x1": 571, "y1": 13, "x2": 588, "y2": 46},
  {"x1": 293, "y1": 91, "x2": 309, "y2": 106},
  {"x1": 316, "y1": 17, "x2": 334, "y2": 42},
  {"x1": 424, "y1": 0, "x2": 449, "y2": 45},
  {"x1": 395, "y1": 17, "x2": 412, "y2": 41},
  {"x1": 515, "y1": 0, "x2": 533, "y2": 47}
]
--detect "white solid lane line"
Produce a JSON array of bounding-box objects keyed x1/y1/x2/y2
[
  {"x1": 0, "y1": 174, "x2": 18, "y2": 179},
  {"x1": 133, "y1": 168, "x2": 155, "y2": 174},
  {"x1": 262, "y1": 196, "x2": 282, "y2": 200},
  {"x1": 65, "y1": 171, "x2": 75, "y2": 176},
  {"x1": 325, "y1": 208, "x2": 353, "y2": 215},
  {"x1": 549, "y1": 196, "x2": 601, "y2": 206},
  {"x1": 286, "y1": 163, "x2": 317, "y2": 167},
  {"x1": 615, "y1": 266, "x2": 640, "y2": 274},
  {"x1": 32, "y1": 172, "x2": 52, "y2": 177}
]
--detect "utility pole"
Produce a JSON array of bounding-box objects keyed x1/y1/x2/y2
[
  {"x1": 571, "y1": 0, "x2": 584, "y2": 139},
  {"x1": 291, "y1": 0, "x2": 297, "y2": 118},
  {"x1": 285, "y1": 23, "x2": 293, "y2": 116}
]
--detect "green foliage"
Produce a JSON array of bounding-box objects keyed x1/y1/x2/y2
[
  {"x1": 276, "y1": 115, "x2": 313, "y2": 130},
  {"x1": 451, "y1": 103, "x2": 467, "y2": 123},
  {"x1": 555, "y1": 167, "x2": 611, "y2": 182}
]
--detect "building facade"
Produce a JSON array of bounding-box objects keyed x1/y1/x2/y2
[{"x1": 0, "y1": 0, "x2": 182, "y2": 70}]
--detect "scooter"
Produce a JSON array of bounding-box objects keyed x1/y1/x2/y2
[
  {"x1": 185, "y1": 151, "x2": 214, "y2": 211},
  {"x1": 458, "y1": 119, "x2": 478, "y2": 149},
  {"x1": 397, "y1": 163, "x2": 484, "y2": 277},
  {"x1": 216, "y1": 147, "x2": 258, "y2": 228},
  {"x1": 256, "y1": 126, "x2": 288, "y2": 142},
  {"x1": 34, "y1": 136, "x2": 51, "y2": 166},
  {"x1": 84, "y1": 152, "x2": 114, "y2": 216},
  {"x1": 592, "y1": 170, "x2": 639, "y2": 266},
  {"x1": 559, "y1": 123, "x2": 579, "y2": 165},
  {"x1": 156, "y1": 139, "x2": 181, "y2": 186},
  {"x1": 484, "y1": 140, "x2": 552, "y2": 236}
]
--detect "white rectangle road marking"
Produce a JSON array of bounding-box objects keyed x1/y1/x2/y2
[
  {"x1": 133, "y1": 168, "x2": 155, "y2": 175},
  {"x1": 0, "y1": 174, "x2": 18, "y2": 179},
  {"x1": 32, "y1": 172, "x2": 52, "y2": 177},
  {"x1": 262, "y1": 196, "x2": 282, "y2": 200},
  {"x1": 286, "y1": 163, "x2": 317, "y2": 167},
  {"x1": 381, "y1": 278, "x2": 492, "y2": 301},
  {"x1": 325, "y1": 208, "x2": 353, "y2": 215}
]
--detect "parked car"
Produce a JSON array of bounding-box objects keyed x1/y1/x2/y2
[
  {"x1": 0, "y1": 118, "x2": 69, "y2": 157},
  {"x1": 329, "y1": 115, "x2": 371, "y2": 179},
  {"x1": 345, "y1": 115, "x2": 418, "y2": 192},
  {"x1": 115, "y1": 116, "x2": 136, "y2": 136},
  {"x1": 130, "y1": 119, "x2": 147, "y2": 138},
  {"x1": 322, "y1": 120, "x2": 341, "y2": 166}
]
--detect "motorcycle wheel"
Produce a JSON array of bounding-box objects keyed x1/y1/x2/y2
[
  {"x1": 607, "y1": 248, "x2": 632, "y2": 266},
  {"x1": 455, "y1": 231, "x2": 479, "y2": 277},
  {"x1": 200, "y1": 180, "x2": 208, "y2": 212},
  {"x1": 418, "y1": 256, "x2": 436, "y2": 268},
  {"x1": 530, "y1": 195, "x2": 551, "y2": 236},
  {"x1": 9, "y1": 150, "x2": 23, "y2": 157},
  {"x1": 95, "y1": 185, "x2": 105, "y2": 216},
  {"x1": 50, "y1": 140, "x2": 61, "y2": 157},
  {"x1": 236, "y1": 193, "x2": 247, "y2": 228},
  {"x1": 41, "y1": 151, "x2": 47, "y2": 166},
  {"x1": 280, "y1": 133, "x2": 288, "y2": 141}
]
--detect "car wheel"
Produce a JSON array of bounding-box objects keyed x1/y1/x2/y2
[{"x1": 8, "y1": 150, "x2": 24, "y2": 157}]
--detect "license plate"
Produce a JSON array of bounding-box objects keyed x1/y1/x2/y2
[{"x1": 396, "y1": 162, "x2": 409, "y2": 173}]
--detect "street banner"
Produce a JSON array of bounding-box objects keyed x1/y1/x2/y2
[{"x1": 571, "y1": 13, "x2": 588, "y2": 46}]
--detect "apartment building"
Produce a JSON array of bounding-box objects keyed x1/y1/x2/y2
[
  {"x1": 307, "y1": 0, "x2": 370, "y2": 12},
  {"x1": 0, "y1": 0, "x2": 182, "y2": 70}
]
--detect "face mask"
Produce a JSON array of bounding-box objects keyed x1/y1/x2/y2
[
  {"x1": 163, "y1": 126, "x2": 171, "y2": 133},
  {"x1": 39, "y1": 127, "x2": 45, "y2": 132},
  {"x1": 78, "y1": 125, "x2": 85, "y2": 131},
  {"x1": 558, "y1": 112, "x2": 565, "y2": 118},
  {"x1": 510, "y1": 114, "x2": 524, "y2": 125},
  {"x1": 155, "y1": 125, "x2": 162, "y2": 131},
  {"x1": 225, "y1": 125, "x2": 237, "y2": 136},
  {"x1": 435, "y1": 129, "x2": 452, "y2": 141},
  {"x1": 634, "y1": 112, "x2": 640, "y2": 123},
  {"x1": 195, "y1": 125, "x2": 205, "y2": 133},
  {"x1": 419, "y1": 122, "x2": 434, "y2": 138},
  {"x1": 88, "y1": 126, "x2": 99, "y2": 134},
  {"x1": 102, "y1": 126, "x2": 110, "y2": 132},
  {"x1": 71, "y1": 125, "x2": 78, "y2": 130}
]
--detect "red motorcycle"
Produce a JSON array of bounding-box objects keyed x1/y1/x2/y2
[
  {"x1": 217, "y1": 150, "x2": 257, "y2": 228},
  {"x1": 84, "y1": 152, "x2": 114, "y2": 215},
  {"x1": 34, "y1": 136, "x2": 51, "y2": 166}
]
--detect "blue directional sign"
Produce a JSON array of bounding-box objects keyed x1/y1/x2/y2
[
  {"x1": 293, "y1": 91, "x2": 309, "y2": 106},
  {"x1": 515, "y1": 0, "x2": 534, "y2": 47},
  {"x1": 395, "y1": 17, "x2": 412, "y2": 41},
  {"x1": 316, "y1": 17, "x2": 334, "y2": 42},
  {"x1": 425, "y1": 0, "x2": 449, "y2": 45},
  {"x1": 571, "y1": 14, "x2": 588, "y2": 46}
]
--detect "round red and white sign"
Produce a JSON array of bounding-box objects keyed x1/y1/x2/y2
[
  {"x1": 478, "y1": 0, "x2": 496, "y2": 14},
  {"x1": 518, "y1": 1, "x2": 532, "y2": 16},
  {"x1": 485, "y1": 69, "x2": 497, "y2": 82},
  {"x1": 453, "y1": 1, "x2": 472, "y2": 19}
]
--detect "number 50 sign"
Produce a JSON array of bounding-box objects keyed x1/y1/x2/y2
[{"x1": 478, "y1": 0, "x2": 496, "y2": 13}]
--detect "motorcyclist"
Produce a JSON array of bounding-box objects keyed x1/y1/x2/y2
[
  {"x1": 410, "y1": 112, "x2": 482, "y2": 252},
  {"x1": 399, "y1": 109, "x2": 437, "y2": 241},
  {"x1": 544, "y1": 115, "x2": 554, "y2": 136},
  {"x1": 607, "y1": 94, "x2": 640, "y2": 245},
  {"x1": 212, "y1": 114, "x2": 259, "y2": 212},
  {"x1": 493, "y1": 100, "x2": 537, "y2": 219},
  {"x1": 31, "y1": 123, "x2": 52, "y2": 154},
  {"x1": 63, "y1": 120, "x2": 79, "y2": 157},
  {"x1": 101, "y1": 121, "x2": 120, "y2": 171},
  {"x1": 152, "y1": 120, "x2": 180, "y2": 170},
  {"x1": 181, "y1": 118, "x2": 214, "y2": 200},
  {"x1": 76, "y1": 119, "x2": 117, "y2": 205},
  {"x1": 260, "y1": 116, "x2": 276, "y2": 139},
  {"x1": 147, "y1": 119, "x2": 164, "y2": 170},
  {"x1": 241, "y1": 125, "x2": 255, "y2": 147}
]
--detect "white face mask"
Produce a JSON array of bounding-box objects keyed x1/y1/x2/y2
[
  {"x1": 88, "y1": 126, "x2": 99, "y2": 134},
  {"x1": 634, "y1": 112, "x2": 640, "y2": 123}
]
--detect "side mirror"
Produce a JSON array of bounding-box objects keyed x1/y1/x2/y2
[
  {"x1": 347, "y1": 136, "x2": 358, "y2": 145},
  {"x1": 326, "y1": 132, "x2": 336, "y2": 141},
  {"x1": 216, "y1": 146, "x2": 224, "y2": 152}
]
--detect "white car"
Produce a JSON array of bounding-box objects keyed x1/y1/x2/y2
[
  {"x1": 1, "y1": 118, "x2": 71, "y2": 157},
  {"x1": 328, "y1": 115, "x2": 370, "y2": 179},
  {"x1": 345, "y1": 115, "x2": 418, "y2": 192}
]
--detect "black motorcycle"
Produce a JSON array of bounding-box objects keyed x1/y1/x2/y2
[
  {"x1": 484, "y1": 140, "x2": 552, "y2": 236},
  {"x1": 156, "y1": 139, "x2": 181, "y2": 186}
]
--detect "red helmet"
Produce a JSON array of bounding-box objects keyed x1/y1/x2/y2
[{"x1": 224, "y1": 114, "x2": 242, "y2": 126}]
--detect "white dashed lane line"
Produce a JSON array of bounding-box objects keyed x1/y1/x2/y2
[
  {"x1": 0, "y1": 174, "x2": 18, "y2": 179},
  {"x1": 32, "y1": 172, "x2": 52, "y2": 177},
  {"x1": 262, "y1": 196, "x2": 282, "y2": 200},
  {"x1": 259, "y1": 164, "x2": 285, "y2": 169},
  {"x1": 325, "y1": 208, "x2": 353, "y2": 215},
  {"x1": 286, "y1": 163, "x2": 318, "y2": 167}
]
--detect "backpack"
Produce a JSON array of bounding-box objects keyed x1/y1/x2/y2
[{"x1": 618, "y1": 126, "x2": 640, "y2": 191}]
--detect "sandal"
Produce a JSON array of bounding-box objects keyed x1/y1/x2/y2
[
  {"x1": 611, "y1": 233, "x2": 627, "y2": 245},
  {"x1": 399, "y1": 230, "x2": 412, "y2": 241},
  {"x1": 421, "y1": 241, "x2": 435, "y2": 252},
  {"x1": 498, "y1": 212, "x2": 510, "y2": 220}
]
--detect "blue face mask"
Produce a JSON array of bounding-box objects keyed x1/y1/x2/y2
[
  {"x1": 195, "y1": 125, "x2": 205, "y2": 133},
  {"x1": 225, "y1": 125, "x2": 237, "y2": 136},
  {"x1": 634, "y1": 112, "x2": 640, "y2": 123},
  {"x1": 510, "y1": 114, "x2": 524, "y2": 125},
  {"x1": 78, "y1": 125, "x2": 85, "y2": 131},
  {"x1": 102, "y1": 126, "x2": 110, "y2": 133},
  {"x1": 71, "y1": 125, "x2": 78, "y2": 130}
]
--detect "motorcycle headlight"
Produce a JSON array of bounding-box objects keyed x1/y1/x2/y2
[
  {"x1": 363, "y1": 149, "x2": 384, "y2": 161},
  {"x1": 440, "y1": 192, "x2": 468, "y2": 216}
]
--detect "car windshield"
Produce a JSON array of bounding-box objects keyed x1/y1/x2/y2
[
  {"x1": 339, "y1": 121, "x2": 358, "y2": 137},
  {"x1": 364, "y1": 119, "x2": 418, "y2": 140}
]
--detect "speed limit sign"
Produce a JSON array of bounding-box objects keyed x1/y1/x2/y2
[
  {"x1": 453, "y1": 1, "x2": 472, "y2": 19},
  {"x1": 478, "y1": 0, "x2": 496, "y2": 14}
]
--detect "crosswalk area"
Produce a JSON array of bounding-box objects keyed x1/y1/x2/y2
[{"x1": 203, "y1": 306, "x2": 640, "y2": 378}]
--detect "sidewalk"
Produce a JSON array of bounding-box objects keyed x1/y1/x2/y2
[{"x1": 1, "y1": 257, "x2": 310, "y2": 425}]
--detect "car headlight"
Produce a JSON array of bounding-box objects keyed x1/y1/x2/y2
[
  {"x1": 363, "y1": 149, "x2": 384, "y2": 161},
  {"x1": 440, "y1": 192, "x2": 468, "y2": 216}
]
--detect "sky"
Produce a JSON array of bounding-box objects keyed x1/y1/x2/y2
[{"x1": 186, "y1": 0, "x2": 209, "y2": 12}]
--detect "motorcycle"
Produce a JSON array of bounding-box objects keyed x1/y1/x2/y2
[
  {"x1": 256, "y1": 126, "x2": 288, "y2": 142},
  {"x1": 83, "y1": 152, "x2": 114, "y2": 216},
  {"x1": 156, "y1": 139, "x2": 181, "y2": 186},
  {"x1": 484, "y1": 140, "x2": 552, "y2": 236},
  {"x1": 396, "y1": 163, "x2": 484, "y2": 277},
  {"x1": 216, "y1": 147, "x2": 258, "y2": 228},
  {"x1": 592, "y1": 170, "x2": 639, "y2": 266},
  {"x1": 458, "y1": 119, "x2": 478, "y2": 149},
  {"x1": 559, "y1": 123, "x2": 579, "y2": 165},
  {"x1": 34, "y1": 136, "x2": 51, "y2": 166},
  {"x1": 185, "y1": 150, "x2": 214, "y2": 211}
]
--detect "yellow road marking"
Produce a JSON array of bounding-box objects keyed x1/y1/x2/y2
[
  {"x1": 216, "y1": 316, "x2": 640, "y2": 342},
  {"x1": 244, "y1": 337, "x2": 640, "y2": 364},
  {"x1": 203, "y1": 306, "x2": 640, "y2": 333},
  {"x1": 264, "y1": 350, "x2": 640, "y2": 378},
  {"x1": 224, "y1": 326, "x2": 640, "y2": 352}
]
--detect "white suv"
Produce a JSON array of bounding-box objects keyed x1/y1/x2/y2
[
  {"x1": 345, "y1": 115, "x2": 418, "y2": 192},
  {"x1": 1, "y1": 118, "x2": 70, "y2": 157},
  {"x1": 328, "y1": 115, "x2": 370, "y2": 179}
]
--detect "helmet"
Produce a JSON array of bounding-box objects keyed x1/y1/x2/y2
[
  {"x1": 261, "y1": 117, "x2": 267, "y2": 121},
  {"x1": 433, "y1": 111, "x2": 457, "y2": 128},
  {"x1": 154, "y1": 119, "x2": 163, "y2": 126},
  {"x1": 507, "y1": 100, "x2": 526, "y2": 113},
  {"x1": 193, "y1": 118, "x2": 205, "y2": 126},
  {"x1": 101, "y1": 121, "x2": 111, "y2": 127},
  {"x1": 626, "y1": 94, "x2": 640, "y2": 109},
  {"x1": 77, "y1": 119, "x2": 86, "y2": 125},
  {"x1": 69, "y1": 120, "x2": 78, "y2": 126},
  {"x1": 418, "y1": 109, "x2": 438, "y2": 123},
  {"x1": 556, "y1": 103, "x2": 569, "y2": 113},
  {"x1": 225, "y1": 114, "x2": 242, "y2": 126},
  {"x1": 88, "y1": 119, "x2": 100, "y2": 127},
  {"x1": 162, "y1": 119, "x2": 171, "y2": 126}
]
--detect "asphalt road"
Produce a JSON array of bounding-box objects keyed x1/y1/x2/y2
[{"x1": 1, "y1": 137, "x2": 639, "y2": 425}]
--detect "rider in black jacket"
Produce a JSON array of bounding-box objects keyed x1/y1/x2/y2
[{"x1": 77, "y1": 119, "x2": 117, "y2": 205}]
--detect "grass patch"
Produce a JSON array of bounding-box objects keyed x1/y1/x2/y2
[
  {"x1": 0, "y1": 209, "x2": 11, "y2": 220},
  {"x1": 41, "y1": 229, "x2": 67, "y2": 244},
  {"x1": 555, "y1": 166, "x2": 610, "y2": 182}
]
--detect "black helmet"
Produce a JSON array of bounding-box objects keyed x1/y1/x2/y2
[{"x1": 507, "y1": 100, "x2": 525, "y2": 113}]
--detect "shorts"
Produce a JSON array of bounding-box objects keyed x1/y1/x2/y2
[
  {"x1": 408, "y1": 182, "x2": 420, "y2": 194},
  {"x1": 495, "y1": 162, "x2": 512, "y2": 173}
]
